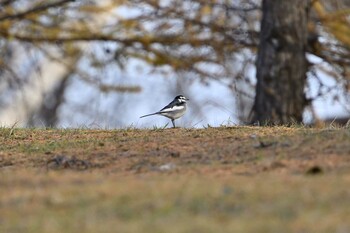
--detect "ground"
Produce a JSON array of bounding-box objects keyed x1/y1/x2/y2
[{"x1": 1, "y1": 126, "x2": 350, "y2": 232}]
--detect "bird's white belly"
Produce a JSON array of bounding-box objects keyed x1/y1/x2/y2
[{"x1": 160, "y1": 105, "x2": 186, "y2": 119}]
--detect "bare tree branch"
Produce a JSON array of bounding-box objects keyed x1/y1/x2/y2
[{"x1": 0, "y1": 0, "x2": 75, "y2": 21}]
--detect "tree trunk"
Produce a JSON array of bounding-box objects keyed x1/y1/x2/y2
[{"x1": 251, "y1": 0, "x2": 310, "y2": 125}]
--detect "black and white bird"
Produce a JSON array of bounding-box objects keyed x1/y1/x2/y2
[{"x1": 140, "y1": 95, "x2": 189, "y2": 128}]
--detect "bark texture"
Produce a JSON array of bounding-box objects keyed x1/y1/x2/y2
[{"x1": 251, "y1": 0, "x2": 310, "y2": 125}]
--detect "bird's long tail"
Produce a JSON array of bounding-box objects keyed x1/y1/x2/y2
[{"x1": 140, "y1": 112, "x2": 159, "y2": 118}]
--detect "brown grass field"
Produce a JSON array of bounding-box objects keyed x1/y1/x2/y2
[{"x1": 1, "y1": 126, "x2": 350, "y2": 233}]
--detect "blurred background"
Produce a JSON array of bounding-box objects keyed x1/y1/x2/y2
[{"x1": 0, "y1": 0, "x2": 349, "y2": 128}]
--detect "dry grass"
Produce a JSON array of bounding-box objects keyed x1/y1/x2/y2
[{"x1": 1, "y1": 126, "x2": 350, "y2": 232}]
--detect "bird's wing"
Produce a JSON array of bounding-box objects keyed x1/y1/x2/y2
[
  {"x1": 159, "y1": 99, "x2": 179, "y2": 112},
  {"x1": 140, "y1": 99, "x2": 185, "y2": 118},
  {"x1": 139, "y1": 101, "x2": 175, "y2": 118},
  {"x1": 159, "y1": 104, "x2": 185, "y2": 113}
]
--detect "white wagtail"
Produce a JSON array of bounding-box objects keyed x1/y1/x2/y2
[{"x1": 140, "y1": 95, "x2": 189, "y2": 128}]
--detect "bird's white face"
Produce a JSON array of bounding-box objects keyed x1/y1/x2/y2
[{"x1": 177, "y1": 96, "x2": 189, "y2": 103}]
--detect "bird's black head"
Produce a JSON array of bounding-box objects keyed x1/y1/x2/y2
[{"x1": 175, "y1": 95, "x2": 189, "y2": 102}]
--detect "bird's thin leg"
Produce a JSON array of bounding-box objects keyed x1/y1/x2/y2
[{"x1": 171, "y1": 119, "x2": 175, "y2": 128}]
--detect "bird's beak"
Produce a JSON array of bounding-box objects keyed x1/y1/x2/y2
[{"x1": 186, "y1": 98, "x2": 190, "y2": 101}]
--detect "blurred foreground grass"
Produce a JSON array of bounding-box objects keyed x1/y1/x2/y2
[{"x1": 0, "y1": 126, "x2": 350, "y2": 233}]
